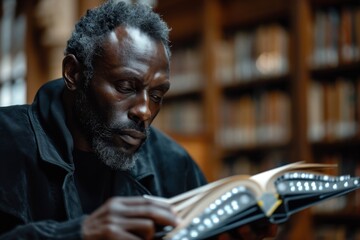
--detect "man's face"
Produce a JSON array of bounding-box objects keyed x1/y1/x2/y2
[{"x1": 75, "y1": 26, "x2": 170, "y2": 169}]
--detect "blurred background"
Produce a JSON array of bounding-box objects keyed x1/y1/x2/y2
[{"x1": 1, "y1": 0, "x2": 360, "y2": 239}]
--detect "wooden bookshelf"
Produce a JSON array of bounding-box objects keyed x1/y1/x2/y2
[{"x1": 155, "y1": 0, "x2": 360, "y2": 238}]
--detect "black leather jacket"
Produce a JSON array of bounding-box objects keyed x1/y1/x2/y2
[{"x1": 0, "y1": 79, "x2": 207, "y2": 239}]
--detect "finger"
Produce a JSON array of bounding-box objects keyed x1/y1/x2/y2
[
  {"x1": 82, "y1": 222, "x2": 142, "y2": 240},
  {"x1": 104, "y1": 197, "x2": 179, "y2": 226},
  {"x1": 89, "y1": 197, "x2": 169, "y2": 218},
  {"x1": 88, "y1": 215, "x2": 156, "y2": 239},
  {"x1": 118, "y1": 204, "x2": 178, "y2": 226},
  {"x1": 122, "y1": 218, "x2": 156, "y2": 240},
  {"x1": 114, "y1": 197, "x2": 175, "y2": 212}
]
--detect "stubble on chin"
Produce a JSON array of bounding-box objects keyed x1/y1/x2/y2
[{"x1": 92, "y1": 136, "x2": 140, "y2": 170}]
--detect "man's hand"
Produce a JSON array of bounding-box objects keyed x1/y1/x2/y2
[{"x1": 81, "y1": 196, "x2": 179, "y2": 240}]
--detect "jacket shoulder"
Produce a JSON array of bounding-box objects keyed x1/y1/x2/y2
[
  {"x1": 0, "y1": 104, "x2": 33, "y2": 139},
  {"x1": 0, "y1": 104, "x2": 37, "y2": 167},
  {"x1": 0, "y1": 105, "x2": 37, "y2": 223}
]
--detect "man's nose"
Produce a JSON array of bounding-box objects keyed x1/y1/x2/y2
[{"x1": 128, "y1": 90, "x2": 152, "y2": 124}]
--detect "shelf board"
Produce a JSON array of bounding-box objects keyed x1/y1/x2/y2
[
  {"x1": 155, "y1": 1, "x2": 202, "y2": 42},
  {"x1": 221, "y1": 141, "x2": 290, "y2": 158},
  {"x1": 222, "y1": 74, "x2": 290, "y2": 96},
  {"x1": 164, "y1": 88, "x2": 203, "y2": 101},
  {"x1": 310, "y1": 61, "x2": 360, "y2": 80},
  {"x1": 161, "y1": 131, "x2": 210, "y2": 146},
  {"x1": 166, "y1": 132, "x2": 209, "y2": 141},
  {"x1": 311, "y1": 136, "x2": 360, "y2": 152},
  {"x1": 311, "y1": 0, "x2": 360, "y2": 8},
  {"x1": 221, "y1": 0, "x2": 290, "y2": 30}
]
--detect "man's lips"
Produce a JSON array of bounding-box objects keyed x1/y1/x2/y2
[{"x1": 117, "y1": 129, "x2": 147, "y2": 146}]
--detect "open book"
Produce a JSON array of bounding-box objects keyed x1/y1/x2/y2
[{"x1": 146, "y1": 162, "x2": 360, "y2": 240}]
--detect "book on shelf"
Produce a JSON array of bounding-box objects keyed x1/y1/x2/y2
[
  {"x1": 312, "y1": 9, "x2": 339, "y2": 68},
  {"x1": 216, "y1": 39, "x2": 234, "y2": 85},
  {"x1": 339, "y1": 7, "x2": 360, "y2": 63},
  {"x1": 311, "y1": 6, "x2": 360, "y2": 68},
  {"x1": 146, "y1": 162, "x2": 360, "y2": 240},
  {"x1": 152, "y1": 100, "x2": 204, "y2": 135},
  {"x1": 232, "y1": 23, "x2": 289, "y2": 82},
  {"x1": 168, "y1": 48, "x2": 203, "y2": 95},
  {"x1": 308, "y1": 78, "x2": 358, "y2": 141},
  {"x1": 220, "y1": 90, "x2": 290, "y2": 147}
]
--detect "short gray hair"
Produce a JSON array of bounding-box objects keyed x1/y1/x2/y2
[{"x1": 65, "y1": 0, "x2": 170, "y2": 85}]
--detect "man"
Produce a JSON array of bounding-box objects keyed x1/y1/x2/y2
[{"x1": 0, "y1": 1, "x2": 275, "y2": 239}]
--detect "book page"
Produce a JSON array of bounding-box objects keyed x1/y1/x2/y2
[{"x1": 250, "y1": 161, "x2": 337, "y2": 192}]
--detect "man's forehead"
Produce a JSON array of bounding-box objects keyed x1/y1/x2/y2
[
  {"x1": 106, "y1": 26, "x2": 156, "y2": 52},
  {"x1": 99, "y1": 25, "x2": 169, "y2": 68},
  {"x1": 93, "y1": 25, "x2": 169, "y2": 74}
]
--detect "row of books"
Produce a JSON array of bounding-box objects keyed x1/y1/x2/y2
[
  {"x1": 168, "y1": 23, "x2": 289, "y2": 92},
  {"x1": 155, "y1": 90, "x2": 291, "y2": 144},
  {"x1": 218, "y1": 90, "x2": 290, "y2": 148},
  {"x1": 217, "y1": 23, "x2": 289, "y2": 84},
  {"x1": 311, "y1": 6, "x2": 360, "y2": 68},
  {"x1": 221, "y1": 150, "x2": 288, "y2": 177},
  {"x1": 159, "y1": 77, "x2": 360, "y2": 146},
  {"x1": 168, "y1": 48, "x2": 203, "y2": 95},
  {"x1": 152, "y1": 99, "x2": 204, "y2": 135},
  {"x1": 168, "y1": 6, "x2": 360, "y2": 90},
  {"x1": 308, "y1": 78, "x2": 358, "y2": 142},
  {"x1": 168, "y1": 6, "x2": 360, "y2": 94}
]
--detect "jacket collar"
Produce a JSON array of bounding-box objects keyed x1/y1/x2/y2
[{"x1": 29, "y1": 79, "x2": 74, "y2": 171}]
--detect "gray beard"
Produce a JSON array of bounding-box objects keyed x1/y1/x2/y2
[
  {"x1": 74, "y1": 86, "x2": 142, "y2": 170},
  {"x1": 92, "y1": 137, "x2": 139, "y2": 170}
]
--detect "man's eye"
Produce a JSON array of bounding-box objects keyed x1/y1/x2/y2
[
  {"x1": 150, "y1": 92, "x2": 164, "y2": 103},
  {"x1": 116, "y1": 85, "x2": 134, "y2": 93}
]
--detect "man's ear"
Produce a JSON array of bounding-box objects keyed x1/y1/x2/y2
[{"x1": 62, "y1": 54, "x2": 82, "y2": 91}]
